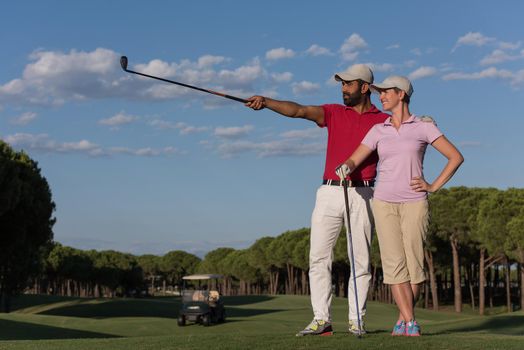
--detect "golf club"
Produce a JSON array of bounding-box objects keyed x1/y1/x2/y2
[
  {"x1": 119, "y1": 56, "x2": 248, "y2": 103},
  {"x1": 342, "y1": 178, "x2": 363, "y2": 338}
]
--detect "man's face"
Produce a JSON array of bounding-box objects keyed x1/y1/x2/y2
[{"x1": 341, "y1": 80, "x2": 365, "y2": 107}]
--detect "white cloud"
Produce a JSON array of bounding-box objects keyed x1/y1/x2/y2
[
  {"x1": 510, "y1": 69, "x2": 524, "y2": 86},
  {"x1": 149, "y1": 119, "x2": 178, "y2": 130},
  {"x1": 135, "y1": 55, "x2": 228, "y2": 78},
  {"x1": 175, "y1": 122, "x2": 209, "y2": 135},
  {"x1": 408, "y1": 66, "x2": 438, "y2": 80},
  {"x1": 210, "y1": 124, "x2": 327, "y2": 159},
  {"x1": 480, "y1": 49, "x2": 523, "y2": 65},
  {"x1": 10, "y1": 112, "x2": 37, "y2": 125},
  {"x1": 280, "y1": 128, "x2": 325, "y2": 139},
  {"x1": 0, "y1": 48, "x2": 119, "y2": 105},
  {"x1": 340, "y1": 33, "x2": 368, "y2": 61},
  {"x1": 0, "y1": 48, "x2": 264, "y2": 106},
  {"x1": 0, "y1": 79, "x2": 25, "y2": 96},
  {"x1": 452, "y1": 32, "x2": 495, "y2": 52},
  {"x1": 110, "y1": 146, "x2": 179, "y2": 156},
  {"x1": 271, "y1": 72, "x2": 293, "y2": 83},
  {"x1": 141, "y1": 84, "x2": 191, "y2": 100},
  {"x1": 265, "y1": 47, "x2": 296, "y2": 60},
  {"x1": 214, "y1": 125, "x2": 254, "y2": 139},
  {"x1": 61, "y1": 139, "x2": 100, "y2": 152},
  {"x1": 217, "y1": 139, "x2": 325, "y2": 158},
  {"x1": 4, "y1": 133, "x2": 103, "y2": 156},
  {"x1": 386, "y1": 44, "x2": 400, "y2": 50},
  {"x1": 305, "y1": 44, "x2": 333, "y2": 56},
  {"x1": 499, "y1": 41, "x2": 521, "y2": 50},
  {"x1": 442, "y1": 67, "x2": 513, "y2": 81},
  {"x1": 4, "y1": 133, "x2": 180, "y2": 157},
  {"x1": 410, "y1": 48, "x2": 422, "y2": 56},
  {"x1": 404, "y1": 60, "x2": 417, "y2": 68},
  {"x1": 98, "y1": 111, "x2": 138, "y2": 127},
  {"x1": 25, "y1": 48, "x2": 115, "y2": 78},
  {"x1": 129, "y1": 57, "x2": 264, "y2": 102},
  {"x1": 149, "y1": 119, "x2": 209, "y2": 134},
  {"x1": 217, "y1": 58, "x2": 264, "y2": 90},
  {"x1": 197, "y1": 55, "x2": 229, "y2": 68},
  {"x1": 135, "y1": 59, "x2": 177, "y2": 77},
  {"x1": 439, "y1": 62, "x2": 455, "y2": 72},
  {"x1": 365, "y1": 63, "x2": 394, "y2": 72},
  {"x1": 292, "y1": 81, "x2": 320, "y2": 95}
]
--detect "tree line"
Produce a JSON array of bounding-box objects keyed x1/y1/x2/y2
[
  {"x1": 12, "y1": 188, "x2": 524, "y2": 317},
  {"x1": 1, "y1": 141, "x2": 523, "y2": 316}
]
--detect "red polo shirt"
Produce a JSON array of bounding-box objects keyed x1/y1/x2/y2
[{"x1": 321, "y1": 104, "x2": 389, "y2": 181}]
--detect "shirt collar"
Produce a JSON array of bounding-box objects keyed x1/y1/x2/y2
[
  {"x1": 384, "y1": 114, "x2": 416, "y2": 126},
  {"x1": 343, "y1": 104, "x2": 381, "y2": 115}
]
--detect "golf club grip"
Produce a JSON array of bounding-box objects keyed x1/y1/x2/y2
[
  {"x1": 125, "y1": 69, "x2": 248, "y2": 103},
  {"x1": 220, "y1": 94, "x2": 249, "y2": 104}
]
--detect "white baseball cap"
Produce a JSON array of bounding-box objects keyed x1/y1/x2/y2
[
  {"x1": 370, "y1": 75, "x2": 414, "y2": 97},
  {"x1": 334, "y1": 64, "x2": 374, "y2": 84}
]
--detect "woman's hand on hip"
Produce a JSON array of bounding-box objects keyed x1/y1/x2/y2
[{"x1": 411, "y1": 176, "x2": 434, "y2": 193}]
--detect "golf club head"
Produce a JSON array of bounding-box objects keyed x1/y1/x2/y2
[{"x1": 120, "y1": 56, "x2": 128, "y2": 71}]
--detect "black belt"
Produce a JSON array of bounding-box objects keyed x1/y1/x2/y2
[{"x1": 322, "y1": 179, "x2": 375, "y2": 187}]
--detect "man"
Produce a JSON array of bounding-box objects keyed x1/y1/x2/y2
[{"x1": 246, "y1": 64, "x2": 388, "y2": 336}]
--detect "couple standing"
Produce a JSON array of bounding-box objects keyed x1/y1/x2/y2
[{"x1": 245, "y1": 64, "x2": 463, "y2": 337}]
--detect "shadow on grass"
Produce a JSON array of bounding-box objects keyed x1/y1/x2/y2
[
  {"x1": 0, "y1": 319, "x2": 118, "y2": 340},
  {"x1": 226, "y1": 306, "x2": 284, "y2": 318},
  {"x1": 37, "y1": 297, "x2": 285, "y2": 320},
  {"x1": 221, "y1": 295, "x2": 275, "y2": 306},
  {"x1": 432, "y1": 315, "x2": 524, "y2": 336},
  {"x1": 39, "y1": 299, "x2": 181, "y2": 319},
  {"x1": 9, "y1": 294, "x2": 78, "y2": 312},
  {"x1": 364, "y1": 329, "x2": 390, "y2": 335}
]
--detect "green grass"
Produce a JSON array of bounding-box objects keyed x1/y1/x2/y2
[{"x1": 0, "y1": 294, "x2": 523, "y2": 349}]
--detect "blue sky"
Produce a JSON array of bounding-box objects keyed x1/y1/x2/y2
[{"x1": 1, "y1": 1, "x2": 523, "y2": 257}]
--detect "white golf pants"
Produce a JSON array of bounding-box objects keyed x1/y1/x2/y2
[{"x1": 309, "y1": 185, "x2": 374, "y2": 322}]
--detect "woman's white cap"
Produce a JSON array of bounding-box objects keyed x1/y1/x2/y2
[{"x1": 370, "y1": 75, "x2": 414, "y2": 97}]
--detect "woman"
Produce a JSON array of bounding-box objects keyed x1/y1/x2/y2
[{"x1": 336, "y1": 76, "x2": 463, "y2": 336}]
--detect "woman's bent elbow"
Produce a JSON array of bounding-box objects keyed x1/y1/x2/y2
[{"x1": 455, "y1": 153, "x2": 465, "y2": 167}]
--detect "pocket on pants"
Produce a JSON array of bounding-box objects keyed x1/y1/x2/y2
[{"x1": 311, "y1": 186, "x2": 334, "y2": 220}]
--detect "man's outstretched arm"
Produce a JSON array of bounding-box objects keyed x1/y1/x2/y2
[{"x1": 246, "y1": 96, "x2": 325, "y2": 126}]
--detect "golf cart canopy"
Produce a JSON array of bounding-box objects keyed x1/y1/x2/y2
[{"x1": 182, "y1": 274, "x2": 223, "y2": 280}]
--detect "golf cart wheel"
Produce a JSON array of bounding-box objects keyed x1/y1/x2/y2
[
  {"x1": 177, "y1": 315, "x2": 186, "y2": 326},
  {"x1": 202, "y1": 314, "x2": 210, "y2": 327}
]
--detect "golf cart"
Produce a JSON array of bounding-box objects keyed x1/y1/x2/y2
[{"x1": 177, "y1": 274, "x2": 226, "y2": 327}]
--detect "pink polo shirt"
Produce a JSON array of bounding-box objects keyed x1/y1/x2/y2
[{"x1": 361, "y1": 115, "x2": 443, "y2": 203}]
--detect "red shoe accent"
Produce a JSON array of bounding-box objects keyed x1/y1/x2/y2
[{"x1": 320, "y1": 331, "x2": 334, "y2": 336}]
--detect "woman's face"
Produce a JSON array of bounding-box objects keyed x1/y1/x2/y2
[{"x1": 379, "y1": 88, "x2": 403, "y2": 111}]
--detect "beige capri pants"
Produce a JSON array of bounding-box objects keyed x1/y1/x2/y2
[{"x1": 372, "y1": 198, "x2": 429, "y2": 285}]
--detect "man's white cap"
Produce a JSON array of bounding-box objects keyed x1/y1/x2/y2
[
  {"x1": 370, "y1": 75, "x2": 414, "y2": 97},
  {"x1": 334, "y1": 64, "x2": 374, "y2": 84}
]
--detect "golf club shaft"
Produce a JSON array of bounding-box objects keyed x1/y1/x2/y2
[
  {"x1": 121, "y1": 57, "x2": 247, "y2": 103},
  {"x1": 342, "y1": 179, "x2": 362, "y2": 337}
]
